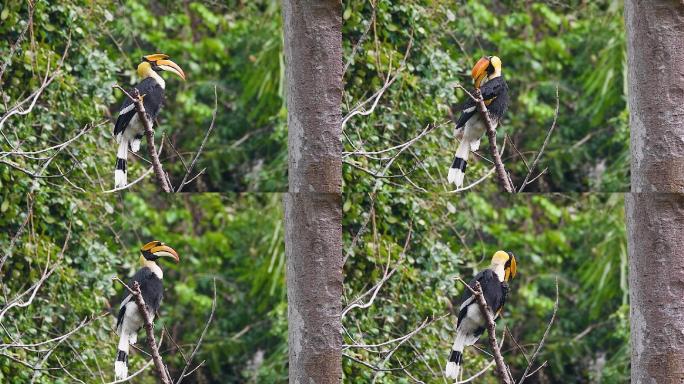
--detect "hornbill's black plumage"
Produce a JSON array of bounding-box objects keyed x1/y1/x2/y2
[
  {"x1": 445, "y1": 251, "x2": 517, "y2": 381},
  {"x1": 113, "y1": 54, "x2": 185, "y2": 188},
  {"x1": 448, "y1": 56, "x2": 509, "y2": 187},
  {"x1": 114, "y1": 241, "x2": 179, "y2": 380}
]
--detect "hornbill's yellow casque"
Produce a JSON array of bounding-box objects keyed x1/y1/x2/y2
[
  {"x1": 113, "y1": 54, "x2": 185, "y2": 188},
  {"x1": 448, "y1": 56, "x2": 509, "y2": 187},
  {"x1": 445, "y1": 251, "x2": 517, "y2": 381},
  {"x1": 114, "y1": 241, "x2": 179, "y2": 380}
]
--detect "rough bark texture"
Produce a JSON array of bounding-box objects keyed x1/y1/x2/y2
[
  {"x1": 625, "y1": 1, "x2": 684, "y2": 192},
  {"x1": 284, "y1": 194, "x2": 343, "y2": 384},
  {"x1": 626, "y1": 194, "x2": 684, "y2": 383},
  {"x1": 282, "y1": 1, "x2": 343, "y2": 383},
  {"x1": 282, "y1": 0, "x2": 343, "y2": 193}
]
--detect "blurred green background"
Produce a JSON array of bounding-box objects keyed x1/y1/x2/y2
[
  {"x1": 343, "y1": 0, "x2": 628, "y2": 192},
  {"x1": 343, "y1": 192, "x2": 629, "y2": 382},
  {"x1": 0, "y1": 0, "x2": 286, "y2": 192}
]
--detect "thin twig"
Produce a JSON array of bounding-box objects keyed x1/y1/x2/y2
[
  {"x1": 174, "y1": 278, "x2": 217, "y2": 384},
  {"x1": 176, "y1": 86, "x2": 217, "y2": 192},
  {"x1": 517, "y1": 278, "x2": 558, "y2": 384},
  {"x1": 518, "y1": 86, "x2": 560, "y2": 192},
  {"x1": 341, "y1": 224, "x2": 412, "y2": 319}
]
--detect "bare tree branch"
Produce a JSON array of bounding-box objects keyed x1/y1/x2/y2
[
  {"x1": 342, "y1": 32, "x2": 413, "y2": 131},
  {"x1": 112, "y1": 277, "x2": 171, "y2": 384},
  {"x1": 112, "y1": 85, "x2": 171, "y2": 193},
  {"x1": 456, "y1": 277, "x2": 512, "y2": 384},
  {"x1": 0, "y1": 222, "x2": 72, "y2": 322},
  {"x1": 0, "y1": 31, "x2": 71, "y2": 137},
  {"x1": 342, "y1": 223, "x2": 412, "y2": 319},
  {"x1": 0, "y1": 121, "x2": 104, "y2": 158},
  {"x1": 456, "y1": 86, "x2": 513, "y2": 193}
]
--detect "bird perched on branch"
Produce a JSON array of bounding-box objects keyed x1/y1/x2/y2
[
  {"x1": 114, "y1": 241, "x2": 179, "y2": 380},
  {"x1": 113, "y1": 54, "x2": 186, "y2": 188},
  {"x1": 448, "y1": 56, "x2": 509, "y2": 188},
  {"x1": 445, "y1": 250, "x2": 517, "y2": 381}
]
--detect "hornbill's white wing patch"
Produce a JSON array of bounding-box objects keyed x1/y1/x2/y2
[{"x1": 118, "y1": 294, "x2": 132, "y2": 311}]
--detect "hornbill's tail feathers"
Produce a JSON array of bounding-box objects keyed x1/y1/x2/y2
[
  {"x1": 445, "y1": 321, "x2": 481, "y2": 380},
  {"x1": 114, "y1": 138, "x2": 128, "y2": 188},
  {"x1": 447, "y1": 138, "x2": 470, "y2": 187},
  {"x1": 445, "y1": 329, "x2": 466, "y2": 380},
  {"x1": 114, "y1": 330, "x2": 130, "y2": 379}
]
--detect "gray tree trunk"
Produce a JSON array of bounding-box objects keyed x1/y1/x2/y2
[
  {"x1": 626, "y1": 194, "x2": 684, "y2": 383},
  {"x1": 625, "y1": 1, "x2": 684, "y2": 192},
  {"x1": 625, "y1": 2, "x2": 684, "y2": 382},
  {"x1": 282, "y1": 0, "x2": 343, "y2": 383}
]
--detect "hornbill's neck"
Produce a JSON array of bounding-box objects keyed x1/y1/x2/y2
[
  {"x1": 481, "y1": 72, "x2": 503, "y2": 88},
  {"x1": 139, "y1": 255, "x2": 163, "y2": 279},
  {"x1": 490, "y1": 263, "x2": 506, "y2": 282},
  {"x1": 138, "y1": 64, "x2": 165, "y2": 89}
]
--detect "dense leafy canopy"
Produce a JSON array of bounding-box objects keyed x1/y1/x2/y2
[
  {"x1": 0, "y1": 0, "x2": 286, "y2": 193},
  {"x1": 342, "y1": 0, "x2": 628, "y2": 193},
  {"x1": 2, "y1": 0, "x2": 632, "y2": 383},
  {"x1": 1, "y1": 1, "x2": 287, "y2": 382},
  {"x1": 343, "y1": 192, "x2": 629, "y2": 382},
  {"x1": 0, "y1": 191, "x2": 287, "y2": 383}
]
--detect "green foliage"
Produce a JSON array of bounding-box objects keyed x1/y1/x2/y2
[
  {"x1": 0, "y1": 0, "x2": 285, "y2": 193},
  {"x1": 111, "y1": 0, "x2": 287, "y2": 191},
  {"x1": 343, "y1": 0, "x2": 628, "y2": 192},
  {"x1": 0, "y1": 189, "x2": 287, "y2": 382},
  {"x1": 343, "y1": 192, "x2": 629, "y2": 382}
]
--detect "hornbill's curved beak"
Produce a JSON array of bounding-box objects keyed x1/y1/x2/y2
[
  {"x1": 471, "y1": 56, "x2": 491, "y2": 89},
  {"x1": 142, "y1": 241, "x2": 180, "y2": 263},
  {"x1": 152, "y1": 243, "x2": 180, "y2": 263},
  {"x1": 508, "y1": 252, "x2": 517, "y2": 279},
  {"x1": 143, "y1": 53, "x2": 186, "y2": 81}
]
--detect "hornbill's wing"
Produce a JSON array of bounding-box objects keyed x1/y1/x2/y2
[
  {"x1": 451, "y1": 76, "x2": 508, "y2": 129},
  {"x1": 113, "y1": 77, "x2": 165, "y2": 136},
  {"x1": 451, "y1": 91, "x2": 478, "y2": 129},
  {"x1": 116, "y1": 267, "x2": 147, "y2": 330},
  {"x1": 113, "y1": 98, "x2": 135, "y2": 137},
  {"x1": 456, "y1": 269, "x2": 504, "y2": 325},
  {"x1": 115, "y1": 267, "x2": 163, "y2": 330},
  {"x1": 480, "y1": 76, "x2": 509, "y2": 118}
]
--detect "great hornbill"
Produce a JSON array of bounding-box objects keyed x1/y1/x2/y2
[
  {"x1": 114, "y1": 241, "x2": 179, "y2": 380},
  {"x1": 448, "y1": 56, "x2": 509, "y2": 188},
  {"x1": 113, "y1": 54, "x2": 186, "y2": 188},
  {"x1": 445, "y1": 250, "x2": 517, "y2": 381}
]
